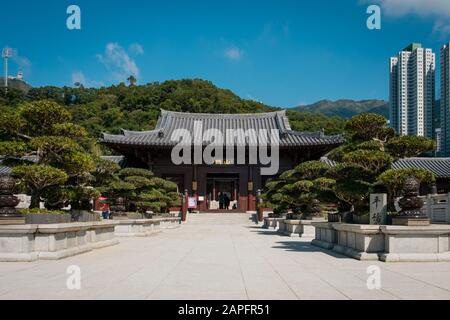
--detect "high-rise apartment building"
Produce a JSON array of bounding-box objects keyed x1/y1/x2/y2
[
  {"x1": 389, "y1": 43, "x2": 435, "y2": 138},
  {"x1": 441, "y1": 43, "x2": 450, "y2": 156}
]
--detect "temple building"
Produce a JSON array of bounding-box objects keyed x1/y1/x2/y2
[{"x1": 101, "y1": 110, "x2": 343, "y2": 212}]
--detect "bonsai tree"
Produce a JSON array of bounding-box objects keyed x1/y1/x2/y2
[
  {"x1": 262, "y1": 161, "x2": 331, "y2": 219},
  {"x1": 386, "y1": 136, "x2": 436, "y2": 158},
  {"x1": 377, "y1": 168, "x2": 435, "y2": 211},
  {"x1": 1, "y1": 100, "x2": 98, "y2": 210},
  {"x1": 325, "y1": 113, "x2": 435, "y2": 219},
  {"x1": 12, "y1": 165, "x2": 68, "y2": 208},
  {"x1": 103, "y1": 168, "x2": 180, "y2": 214}
]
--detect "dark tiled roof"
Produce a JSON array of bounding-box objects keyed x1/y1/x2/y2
[
  {"x1": 392, "y1": 158, "x2": 450, "y2": 178},
  {"x1": 100, "y1": 156, "x2": 128, "y2": 168},
  {"x1": 320, "y1": 156, "x2": 338, "y2": 167},
  {"x1": 101, "y1": 109, "x2": 344, "y2": 148},
  {"x1": 0, "y1": 166, "x2": 11, "y2": 175}
]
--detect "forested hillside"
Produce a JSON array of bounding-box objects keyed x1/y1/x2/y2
[
  {"x1": 295, "y1": 99, "x2": 389, "y2": 119},
  {"x1": 0, "y1": 79, "x2": 346, "y2": 138}
]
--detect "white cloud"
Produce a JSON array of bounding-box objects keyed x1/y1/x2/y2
[
  {"x1": 224, "y1": 47, "x2": 244, "y2": 61},
  {"x1": 6, "y1": 48, "x2": 32, "y2": 76},
  {"x1": 71, "y1": 71, "x2": 86, "y2": 85},
  {"x1": 97, "y1": 42, "x2": 140, "y2": 81},
  {"x1": 71, "y1": 71, "x2": 104, "y2": 88},
  {"x1": 361, "y1": 0, "x2": 450, "y2": 37},
  {"x1": 129, "y1": 43, "x2": 144, "y2": 55},
  {"x1": 370, "y1": 0, "x2": 450, "y2": 17},
  {"x1": 433, "y1": 20, "x2": 450, "y2": 37}
]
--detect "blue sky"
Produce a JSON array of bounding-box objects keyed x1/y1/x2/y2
[{"x1": 2, "y1": 0, "x2": 450, "y2": 107}]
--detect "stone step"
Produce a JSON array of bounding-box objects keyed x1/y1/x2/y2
[{"x1": 186, "y1": 213, "x2": 255, "y2": 225}]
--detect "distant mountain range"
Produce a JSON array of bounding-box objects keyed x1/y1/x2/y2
[{"x1": 293, "y1": 99, "x2": 389, "y2": 119}]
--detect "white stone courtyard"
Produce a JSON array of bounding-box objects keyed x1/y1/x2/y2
[{"x1": 0, "y1": 214, "x2": 450, "y2": 300}]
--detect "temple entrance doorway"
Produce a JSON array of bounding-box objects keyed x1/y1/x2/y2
[{"x1": 206, "y1": 173, "x2": 241, "y2": 212}]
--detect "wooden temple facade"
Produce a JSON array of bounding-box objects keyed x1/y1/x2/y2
[{"x1": 101, "y1": 110, "x2": 343, "y2": 213}]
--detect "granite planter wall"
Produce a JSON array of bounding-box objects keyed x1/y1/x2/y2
[
  {"x1": 25, "y1": 213, "x2": 72, "y2": 225},
  {"x1": 262, "y1": 217, "x2": 284, "y2": 229},
  {"x1": 114, "y1": 217, "x2": 181, "y2": 237},
  {"x1": 311, "y1": 222, "x2": 337, "y2": 250},
  {"x1": 311, "y1": 222, "x2": 450, "y2": 262},
  {"x1": 115, "y1": 219, "x2": 162, "y2": 237},
  {"x1": 280, "y1": 219, "x2": 324, "y2": 238},
  {"x1": 380, "y1": 225, "x2": 450, "y2": 262},
  {"x1": 332, "y1": 224, "x2": 384, "y2": 261},
  {"x1": 71, "y1": 210, "x2": 100, "y2": 222},
  {"x1": 157, "y1": 217, "x2": 181, "y2": 229},
  {"x1": 0, "y1": 221, "x2": 119, "y2": 262}
]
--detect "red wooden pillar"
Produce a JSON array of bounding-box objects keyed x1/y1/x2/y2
[
  {"x1": 256, "y1": 189, "x2": 264, "y2": 222},
  {"x1": 181, "y1": 189, "x2": 188, "y2": 222}
]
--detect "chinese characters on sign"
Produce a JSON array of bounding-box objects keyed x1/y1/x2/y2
[{"x1": 370, "y1": 194, "x2": 387, "y2": 225}]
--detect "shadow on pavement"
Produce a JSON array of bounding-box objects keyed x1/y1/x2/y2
[
  {"x1": 272, "y1": 241, "x2": 347, "y2": 259},
  {"x1": 245, "y1": 226, "x2": 348, "y2": 259}
]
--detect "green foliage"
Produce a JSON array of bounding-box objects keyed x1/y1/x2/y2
[
  {"x1": 342, "y1": 150, "x2": 393, "y2": 175},
  {"x1": 103, "y1": 167, "x2": 179, "y2": 213},
  {"x1": 322, "y1": 113, "x2": 435, "y2": 217},
  {"x1": 3, "y1": 80, "x2": 345, "y2": 138},
  {"x1": 0, "y1": 141, "x2": 28, "y2": 157},
  {"x1": 118, "y1": 168, "x2": 154, "y2": 179},
  {"x1": 285, "y1": 110, "x2": 346, "y2": 135},
  {"x1": 386, "y1": 136, "x2": 435, "y2": 158},
  {"x1": 30, "y1": 136, "x2": 80, "y2": 164},
  {"x1": 12, "y1": 165, "x2": 68, "y2": 208},
  {"x1": 19, "y1": 208, "x2": 67, "y2": 215},
  {"x1": 52, "y1": 123, "x2": 88, "y2": 139},
  {"x1": 0, "y1": 110, "x2": 24, "y2": 137},
  {"x1": 345, "y1": 113, "x2": 394, "y2": 142},
  {"x1": 18, "y1": 100, "x2": 72, "y2": 136},
  {"x1": 293, "y1": 161, "x2": 330, "y2": 180},
  {"x1": 378, "y1": 168, "x2": 435, "y2": 198},
  {"x1": 1, "y1": 100, "x2": 99, "y2": 210},
  {"x1": 262, "y1": 161, "x2": 331, "y2": 217}
]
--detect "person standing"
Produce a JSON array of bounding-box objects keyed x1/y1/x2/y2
[
  {"x1": 224, "y1": 194, "x2": 231, "y2": 211},
  {"x1": 219, "y1": 192, "x2": 224, "y2": 210}
]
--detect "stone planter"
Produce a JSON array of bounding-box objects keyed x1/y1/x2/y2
[
  {"x1": 332, "y1": 223, "x2": 384, "y2": 260},
  {"x1": 157, "y1": 217, "x2": 181, "y2": 229},
  {"x1": 352, "y1": 214, "x2": 370, "y2": 225},
  {"x1": 112, "y1": 212, "x2": 144, "y2": 220},
  {"x1": 71, "y1": 210, "x2": 100, "y2": 222},
  {"x1": 114, "y1": 219, "x2": 162, "y2": 237},
  {"x1": 282, "y1": 219, "x2": 324, "y2": 238},
  {"x1": 311, "y1": 222, "x2": 337, "y2": 249},
  {"x1": 327, "y1": 213, "x2": 340, "y2": 223},
  {"x1": 379, "y1": 225, "x2": 450, "y2": 262},
  {"x1": 278, "y1": 220, "x2": 287, "y2": 234},
  {"x1": 25, "y1": 214, "x2": 72, "y2": 225},
  {"x1": 262, "y1": 217, "x2": 284, "y2": 229},
  {"x1": 311, "y1": 222, "x2": 450, "y2": 262},
  {"x1": 0, "y1": 221, "x2": 119, "y2": 262}
]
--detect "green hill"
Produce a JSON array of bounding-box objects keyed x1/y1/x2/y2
[
  {"x1": 294, "y1": 99, "x2": 389, "y2": 119},
  {"x1": 0, "y1": 78, "x2": 32, "y2": 93},
  {"x1": 1, "y1": 79, "x2": 346, "y2": 138}
]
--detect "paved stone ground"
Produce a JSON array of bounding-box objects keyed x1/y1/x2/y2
[{"x1": 1, "y1": 214, "x2": 450, "y2": 300}]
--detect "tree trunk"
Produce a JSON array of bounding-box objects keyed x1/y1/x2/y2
[{"x1": 30, "y1": 191, "x2": 41, "y2": 209}]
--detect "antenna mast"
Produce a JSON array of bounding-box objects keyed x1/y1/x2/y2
[{"x1": 2, "y1": 48, "x2": 13, "y2": 93}]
